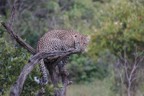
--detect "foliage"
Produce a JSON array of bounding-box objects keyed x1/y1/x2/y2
[
  {"x1": 67, "y1": 54, "x2": 110, "y2": 83},
  {"x1": 0, "y1": 25, "x2": 53, "y2": 95},
  {"x1": 0, "y1": 0, "x2": 144, "y2": 95},
  {"x1": 89, "y1": 0, "x2": 144, "y2": 58},
  {"x1": 88, "y1": 0, "x2": 144, "y2": 95}
]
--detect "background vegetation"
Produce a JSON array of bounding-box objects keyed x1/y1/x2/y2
[{"x1": 0, "y1": 0, "x2": 144, "y2": 96}]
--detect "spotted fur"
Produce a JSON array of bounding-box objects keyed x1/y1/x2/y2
[
  {"x1": 37, "y1": 30, "x2": 89, "y2": 52},
  {"x1": 36, "y1": 30, "x2": 89, "y2": 92}
]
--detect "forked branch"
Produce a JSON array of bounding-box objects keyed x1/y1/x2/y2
[{"x1": 10, "y1": 49, "x2": 79, "y2": 96}]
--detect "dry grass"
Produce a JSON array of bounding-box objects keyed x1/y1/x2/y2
[{"x1": 67, "y1": 80, "x2": 112, "y2": 96}]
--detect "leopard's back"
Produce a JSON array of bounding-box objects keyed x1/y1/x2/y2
[{"x1": 37, "y1": 30, "x2": 89, "y2": 53}]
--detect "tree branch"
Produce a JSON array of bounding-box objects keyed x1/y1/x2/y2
[
  {"x1": 1, "y1": 22, "x2": 36, "y2": 54},
  {"x1": 10, "y1": 49, "x2": 79, "y2": 96}
]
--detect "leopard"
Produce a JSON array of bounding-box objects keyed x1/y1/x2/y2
[
  {"x1": 37, "y1": 30, "x2": 90, "y2": 52},
  {"x1": 36, "y1": 29, "x2": 90, "y2": 93}
]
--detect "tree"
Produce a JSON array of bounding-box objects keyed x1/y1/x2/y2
[{"x1": 89, "y1": 0, "x2": 144, "y2": 96}]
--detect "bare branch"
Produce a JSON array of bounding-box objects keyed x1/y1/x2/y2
[
  {"x1": 1, "y1": 22, "x2": 36, "y2": 54},
  {"x1": 8, "y1": 0, "x2": 18, "y2": 26}
]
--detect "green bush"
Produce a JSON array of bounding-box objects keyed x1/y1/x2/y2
[
  {"x1": 0, "y1": 23, "x2": 53, "y2": 95},
  {"x1": 67, "y1": 53, "x2": 111, "y2": 83}
]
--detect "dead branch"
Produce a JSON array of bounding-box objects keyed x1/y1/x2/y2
[
  {"x1": 1, "y1": 22, "x2": 36, "y2": 54},
  {"x1": 10, "y1": 50, "x2": 79, "y2": 96},
  {"x1": 116, "y1": 50, "x2": 144, "y2": 96}
]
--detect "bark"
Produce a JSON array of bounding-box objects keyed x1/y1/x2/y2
[{"x1": 9, "y1": 51, "x2": 79, "y2": 96}]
